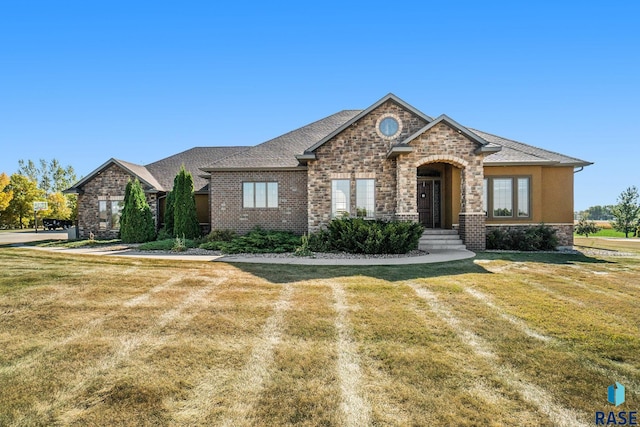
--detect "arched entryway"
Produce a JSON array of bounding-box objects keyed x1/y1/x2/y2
[{"x1": 416, "y1": 162, "x2": 462, "y2": 229}]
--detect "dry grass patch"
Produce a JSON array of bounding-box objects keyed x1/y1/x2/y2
[{"x1": 1, "y1": 247, "x2": 639, "y2": 425}]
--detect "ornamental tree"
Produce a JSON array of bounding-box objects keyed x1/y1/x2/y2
[
  {"x1": 119, "y1": 179, "x2": 156, "y2": 243},
  {"x1": 172, "y1": 165, "x2": 200, "y2": 239}
]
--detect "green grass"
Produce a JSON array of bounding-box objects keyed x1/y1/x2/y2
[
  {"x1": 36, "y1": 238, "x2": 122, "y2": 248},
  {"x1": 138, "y1": 238, "x2": 197, "y2": 251},
  {"x1": 575, "y1": 228, "x2": 629, "y2": 238},
  {"x1": 0, "y1": 244, "x2": 638, "y2": 425}
]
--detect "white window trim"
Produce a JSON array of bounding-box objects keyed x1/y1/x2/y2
[{"x1": 242, "y1": 181, "x2": 278, "y2": 209}]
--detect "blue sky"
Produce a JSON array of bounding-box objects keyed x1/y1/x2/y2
[{"x1": 1, "y1": 1, "x2": 638, "y2": 210}]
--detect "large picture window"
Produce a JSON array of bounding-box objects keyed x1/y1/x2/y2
[
  {"x1": 356, "y1": 179, "x2": 375, "y2": 218},
  {"x1": 331, "y1": 179, "x2": 350, "y2": 217},
  {"x1": 484, "y1": 176, "x2": 531, "y2": 219},
  {"x1": 243, "y1": 182, "x2": 278, "y2": 208},
  {"x1": 98, "y1": 197, "x2": 124, "y2": 230}
]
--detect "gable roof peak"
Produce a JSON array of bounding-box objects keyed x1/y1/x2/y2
[{"x1": 303, "y1": 93, "x2": 433, "y2": 154}]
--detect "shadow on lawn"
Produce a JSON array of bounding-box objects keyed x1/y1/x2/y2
[
  {"x1": 228, "y1": 258, "x2": 489, "y2": 283},
  {"x1": 474, "y1": 251, "x2": 613, "y2": 265},
  {"x1": 228, "y1": 251, "x2": 611, "y2": 284}
]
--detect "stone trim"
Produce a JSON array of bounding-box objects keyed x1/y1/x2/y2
[
  {"x1": 486, "y1": 223, "x2": 574, "y2": 247},
  {"x1": 375, "y1": 113, "x2": 403, "y2": 140},
  {"x1": 355, "y1": 172, "x2": 376, "y2": 179},
  {"x1": 414, "y1": 155, "x2": 469, "y2": 169},
  {"x1": 330, "y1": 173, "x2": 351, "y2": 179}
]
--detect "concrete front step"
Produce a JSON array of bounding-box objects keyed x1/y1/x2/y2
[
  {"x1": 420, "y1": 243, "x2": 467, "y2": 250},
  {"x1": 419, "y1": 229, "x2": 466, "y2": 251}
]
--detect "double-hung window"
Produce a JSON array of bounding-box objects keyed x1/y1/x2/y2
[
  {"x1": 331, "y1": 179, "x2": 350, "y2": 217},
  {"x1": 356, "y1": 179, "x2": 375, "y2": 218},
  {"x1": 332, "y1": 178, "x2": 376, "y2": 218},
  {"x1": 243, "y1": 182, "x2": 278, "y2": 208},
  {"x1": 483, "y1": 176, "x2": 531, "y2": 219}
]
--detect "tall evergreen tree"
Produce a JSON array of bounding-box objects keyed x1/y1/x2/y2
[
  {"x1": 172, "y1": 165, "x2": 200, "y2": 239},
  {"x1": 119, "y1": 179, "x2": 156, "y2": 243},
  {"x1": 164, "y1": 190, "x2": 175, "y2": 236}
]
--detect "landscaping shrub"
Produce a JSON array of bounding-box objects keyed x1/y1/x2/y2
[
  {"x1": 486, "y1": 224, "x2": 558, "y2": 251},
  {"x1": 308, "y1": 218, "x2": 423, "y2": 254},
  {"x1": 204, "y1": 229, "x2": 237, "y2": 243},
  {"x1": 210, "y1": 228, "x2": 302, "y2": 254},
  {"x1": 575, "y1": 217, "x2": 601, "y2": 238}
]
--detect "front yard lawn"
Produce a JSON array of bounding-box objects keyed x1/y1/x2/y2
[{"x1": 0, "y1": 245, "x2": 638, "y2": 425}]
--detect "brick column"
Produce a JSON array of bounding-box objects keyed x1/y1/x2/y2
[{"x1": 459, "y1": 213, "x2": 486, "y2": 251}]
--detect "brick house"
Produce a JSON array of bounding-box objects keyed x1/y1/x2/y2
[{"x1": 66, "y1": 94, "x2": 591, "y2": 250}]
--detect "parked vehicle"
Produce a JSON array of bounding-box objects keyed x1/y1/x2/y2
[{"x1": 42, "y1": 219, "x2": 73, "y2": 230}]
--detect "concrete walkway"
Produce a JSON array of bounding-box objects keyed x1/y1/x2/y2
[{"x1": 18, "y1": 245, "x2": 476, "y2": 265}]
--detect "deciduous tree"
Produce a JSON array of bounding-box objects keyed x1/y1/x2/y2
[
  {"x1": 6, "y1": 174, "x2": 44, "y2": 229},
  {"x1": 0, "y1": 172, "x2": 12, "y2": 211},
  {"x1": 612, "y1": 186, "x2": 640, "y2": 238}
]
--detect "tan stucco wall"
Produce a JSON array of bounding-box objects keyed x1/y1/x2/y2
[
  {"x1": 195, "y1": 194, "x2": 209, "y2": 223},
  {"x1": 541, "y1": 167, "x2": 574, "y2": 223},
  {"x1": 484, "y1": 165, "x2": 574, "y2": 224}
]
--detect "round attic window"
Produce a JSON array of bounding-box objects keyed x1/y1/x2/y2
[
  {"x1": 379, "y1": 117, "x2": 399, "y2": 136},
  {"x1": 376, "y1": 114, "x2": 402, "y2": 139}
]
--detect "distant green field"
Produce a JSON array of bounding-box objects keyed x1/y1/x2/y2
[{"x1": 574, "y1": 228, "x2": 629, "y2": 238}]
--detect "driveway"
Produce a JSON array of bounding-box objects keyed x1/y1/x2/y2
[{"x1": 0, "y1": 230, "x2": 69, "y2": 245}]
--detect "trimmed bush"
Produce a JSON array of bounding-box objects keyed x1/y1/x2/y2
[
  {"x1": 486, "y1": 224, "x2": 558, "y2": 251},
  {"x1": 206, "y1": 228, "x2": 302, "y2": 254},
  {"x1": 308, "y1": 218, "x2": 423, "y2": 254},
  {"x1": 205, "y1": 229, "x2": 237, "y2": 243}
]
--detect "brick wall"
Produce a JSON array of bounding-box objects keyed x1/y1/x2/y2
[
  {"x1": 77, "y1": 163, "x2": 158, "y2": 239},
  {"x1": 307, "y1": 100, "x2": 428, "y2": 231},
  {"x1": 209, "y1": 170, "x2": 308, "y2": 235},
  {"x1": 459, "y1": 213, "x2": 486, "y2": 251}
]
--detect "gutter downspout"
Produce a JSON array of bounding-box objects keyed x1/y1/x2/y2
[{"x1": 574, "y1": 167, "x2": 584, "y2": 174}]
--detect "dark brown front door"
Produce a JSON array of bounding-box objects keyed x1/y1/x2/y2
[{"x1": 417, "y1": 179, "x2": 441, "y2": 228}]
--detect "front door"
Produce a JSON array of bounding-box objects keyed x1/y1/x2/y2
[{"x1": 417, "y1": 179, "x2": 441, "y2": 228}]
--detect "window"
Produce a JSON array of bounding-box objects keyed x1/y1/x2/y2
[
  {"x1": 332, "y1": 179, "x2": 350, "y2": 217},
  {"x1": 483, "y1": 179, "x2": 488, "y2": 215},
  {"x1": 99, "y1": 200, "x2": 108, "y2": 230},
  {"x1": 111, "y1": 199, "x2": 124, "y2": 230},
  {"x1": 356, "y1": 179, "x2": 375, "y2": 218},
  {"x1": 484, "y1": 176, "x2": 531, "y2": 219},
  {"x1": 517, "y1": 178, "x2": 530, "y2": 217},
  {"x1": 493, "y1": 178, "x2": 513, "y2": 217},
  {"x1": 243, "y1": 182, "x2": 278, "y2": 208}
]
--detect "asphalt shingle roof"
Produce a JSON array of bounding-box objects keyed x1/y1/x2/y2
[
  {"x1": 203, "y1": 110, "x2": 362, "y2": 170},
  {"x1": 471, "y1": 129, "x2": 591, "y2": 166},
  {"x1": 145, "y1": 146, "x2": 248, "y2": 191}
]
